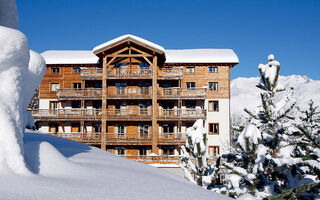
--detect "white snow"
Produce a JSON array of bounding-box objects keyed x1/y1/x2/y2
[
  {"x1": 165, "y1": 49, "x2": 239, "y2": 64},
  {"x1": 93, "y1": 34, "x2": 165, "y2": 54},
  {"x1": 0, "y1": 0, "x2": 46, "y2": 175},
  {"x1": 237, "y1": 124, "x2": 261, "y2": 150},
  {"x1": 41, "y1": 50, "x2": 99, "y2": 64},
  {"x1": 0, "y1": 131, "x2": 232, "y2": 200},
  {"x1": 41, "y1": 48, "x2": 239, "y2": 65},
  {"x1": 231, "y1": 75, "x2": 320, "y2": 117}
]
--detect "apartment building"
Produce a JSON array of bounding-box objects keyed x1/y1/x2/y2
[{"x1": 30, "y1": 34, "x2": 239, "y2": 164}]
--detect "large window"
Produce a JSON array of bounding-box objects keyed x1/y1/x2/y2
[
  {"x1": 49, "y1": 101, "x2": 60, "y2": 109},
  {"x1": 209, "y1": 66, "x2": 218, "y2": 73},
  {"x1": 138, "y1": 82, "x2": 150, "y2": 95},
  {"x1": 73, "y1": 82, "x2": 81, "y2": 89},
  {"x1": 163, "y1": 147, "x2": 174, "y2": 156},
  {"x1": 73, "y1": 67, "x2": 81, "y2": 74},
  {"x1": 115, "y1": 82, "x2": 127, "y2": 95},
  {"x1": 186, "y1": 82, "x2": 195, "y2": 90},
  {"x1": 50, "y1": 83, "x2": 60, "y2": 92},
  {"x1": 139, "y1": 63, "x2": 150, "y2": 74},
  {"x1": 213, "y1": 82, "x2": 218, "y2": 91},
  {"x1": 139, "y1": 125, "x2": 150, "y2": 138},
  {"x1": 115, "y1": 124, "x2": 126, "y2": 136},
  {"x1": 209, "y1": 123, "x2": 219, "y2": 135},
  {"x1": 208, "y1": 100, "x2": 219, "y2": 112},
  {"x1": 186, "y1": 66, "x2": 195, "y2": 73},
  {"x1": 115, "y1": 147, "x2": 126, "y2": 155},
  {"x1": 209, "y1": 146, "x2": 220, "y2": 157},
  {"x1": 51, "y1": 67, "x2": 60, "y2": 74},
  {"x1": 72, "y1": 101, "x2": 81, "y2": 108}
]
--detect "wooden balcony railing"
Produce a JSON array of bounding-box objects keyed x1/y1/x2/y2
[
  {"x1": 28, "y1": 109, "x2": 102, "y2": 120},
  {"x1": 81, "y1": 68, "x2": 103, "y2": 80},
  {"x1": 158, "y1": 108, "x2": 206, "y2": 120},
  {"x1": 50, "y1": 132, "x2": 101, "y2": 144},
  {"x1": 158, "y1": 68, "x2": 183, "y2": 80},
  {"x1": 106, "y1": 109, "x2": 152, "y2": 120},
  {"x1": 119, "y1": 155, "x2": 217, "y2": 164},
  {"x1": 57, "y1": 88, "x2": 102, "y2": 100},
  {"x1": 107, "y1": 67, "x2": 152, "y2": 79},
  {"x1": 158, "y1": 88, "x2": 207, "y2": 99},
  {"x1": 107, "y1": 87, "x2": 152, "y2": 99}
]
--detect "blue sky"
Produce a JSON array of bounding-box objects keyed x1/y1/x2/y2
[{"x1": 17, "y1": 0, "x2": 320, "y2": 80}]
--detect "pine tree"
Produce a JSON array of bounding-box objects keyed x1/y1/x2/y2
[
  {"x1": 181, "y1": 119, "x2": 213, "y2": 187},
  {"x1": 211, "y1": 54, "x2": 297, "y2": 199}
]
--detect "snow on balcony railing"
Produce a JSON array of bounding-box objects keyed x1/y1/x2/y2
[
  {"x1": 107, "y1": 87, "x2": 152, "y2": 99},
  {"x1": 158, "y1": 108, "x2": 206, "y2": 119},
  {"x1": 157, "y1": 87, "x2": 207, "y2": 99},
  {"x1": 57, "y1": 88, "x2": 102, "y2": 99}
]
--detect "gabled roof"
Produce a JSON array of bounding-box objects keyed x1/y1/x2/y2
[
  {"x1": 92, "y1": 34, "x2": 165, "y2": 55},
  {"x1": 41, "y1": 50, "x2": 99, "y2": 65},
  {"x1": 165, "y1": 49, "x2": 239, "y2": 64}
]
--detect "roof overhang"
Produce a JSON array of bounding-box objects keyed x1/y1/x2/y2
[{"x1": 92, "y1": 34, "x2": 165, "y2": 56}]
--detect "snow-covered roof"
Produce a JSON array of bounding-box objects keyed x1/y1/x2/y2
[
  {"x1": 41, "y1": 50, "x2": 99, "y2": 65},
  {"x1": 165, "y1": 49, "x2": 239, "y2": 64},
  {"x1": 93, "y1": 34, "x2": 165, "y2": 55}
]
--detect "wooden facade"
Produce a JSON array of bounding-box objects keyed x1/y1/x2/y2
[{"x1": 33, "y1": 35, "x2": 238, "y2": 164}]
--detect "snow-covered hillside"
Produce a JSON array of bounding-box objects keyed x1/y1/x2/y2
[
  {"x1": 231, "y1": 75, "x2": 320, "y2": 117},
  {"x1": 0, "y1": 131, "x2": 231, "y2": 200}
]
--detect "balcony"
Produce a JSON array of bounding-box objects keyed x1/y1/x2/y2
[
  {"x1": 158, "y1": 68, "x2": 183, "y2": 80},
  {"x1": 107, "y1": 67, "x2": 152, "y2": 79},
  {"x1": 106, "y1": 133, "x2": 152, "y2": 145},
  {"x1": 50, "y1": 132, "x2": 101, "y2": 144},
  {"x1": 157, "y1": 88, "x2": 207, "y2": 99},
  {"x1": 29, "y1": 109, "x2": 102, "y2": 121},
  {"x1": 107, "y1": 87, "x2": 152, "y2": 99},
  {"x1": 81, "y1": 68, "x2": 102, "y2": 80},
  {"x1": 57, "y1": 88, "x2": 102, "y2": 100},
  {"x1": 158, "y1": 108, "x2": 206, "y2": 120},
  {"x1": 106, "y1": 109, "x2": 151, "y2": 120}
]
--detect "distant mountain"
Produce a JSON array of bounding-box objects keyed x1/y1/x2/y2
[{"x1": 231, "y1": 75, "x2": 320, "y2": 117}]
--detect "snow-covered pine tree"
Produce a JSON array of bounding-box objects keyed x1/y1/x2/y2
[
  {"x1": 181, "y1": 119, "x2": 215, "y2": 187},
  {"x1": 209, "y1": 54, "x2": 297, "y2": 199}
]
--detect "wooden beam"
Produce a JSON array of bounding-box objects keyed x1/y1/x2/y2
[
  {"x1": 101, "y1": 56, "x2": 107, "y2": 150},
  {"x1": 152, "y1": 55, "x2": 158, "y2": 154},
  {"x1": 108, "y1": 47, "x2": 129, "y2": 57},
  {"x1": 131, "y1": 46, "x2": 152, "y2": 57}
]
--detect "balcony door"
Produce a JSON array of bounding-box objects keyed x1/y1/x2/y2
[
  {"x1": 115, "y1": 101, "x2": 127, "y2": 116},
  {"x1": 138, "y1": 101, "x2": 150, "y2": 116},
  {"x1": 115, "y1": 124, "x2": 126, "y2": 138},
  {"x1": 138, "y1": 63, "x2": 150, "y2": 75},
  {"x1": 115, "y1": 63, "x2": 127, "y2": 75},
  {"x1": 138, "y1": 82, "x2": 150, "y2": 95},
  {"x1": 115, "y1": 82, "x2": 127, "y2": 96},
  {"x1": 139, "y1": 125, "x2": 149, "y2": 139}
]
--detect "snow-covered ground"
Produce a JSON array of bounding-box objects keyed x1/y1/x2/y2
[
  {"x1": 231, "y1": 75, "x2": 320, "y2": 117},
  {"x1": 0, "y1": 130, "x2": 231, "y2": 200}
]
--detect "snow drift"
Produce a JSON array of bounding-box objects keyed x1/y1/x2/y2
[{"x1": 0, "y1": 0, "x2": 46, "y2": 174}]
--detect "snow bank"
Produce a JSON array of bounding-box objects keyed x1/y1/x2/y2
[
  {"x1": 0, "y1": 132, "x2": 232, "y2": 200},
  {"x1": 0, "y1": 0, "x2": 46, "y2": 175}
]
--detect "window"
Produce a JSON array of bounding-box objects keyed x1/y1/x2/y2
[
  {"x1": 208, "y1": 101, "x2": 219, "y2": 112},
  {"x1": 72, "y1": 101, "x2": 81, "y2": 108},
  {"x1": 73, "y1": 82, "x2": 81, "y2": 89},
  {"x1": 139, "y1": 148, "x2": 150, "y2": 156},
  {"x1": 115, "y1": 124, "x2": 126, "y2": 135},
  {"x1": 186, "y1": 82, "x2": 195, "y2": 90},
  {"x1": 163, "y1": 124, "x2": 174, "y2": 133},
  {"x1": 209, "y1": 146, "x2": 220, "y2": 157},
  {"x1": 163, "y1": 147, "x2": 174, "y2": 156},
  {"x1": 139, "y1": 125, "x2": 150, "y2": 138},
  {"x1": 49, "y1": 123, "x2": 58, "y2": 133},
  {"x1": 139, "y1": 82, "x2": 150, "y2": 95},
  {"x1": 209, "y1": 123, "x2": 219, "y2": 135},
  {"x1": 209, "y1": 82, "x2": 213, "y2": 91},
  {"x1": 115, "y1": 82, "x2": 127, "y2": 95},
  {"x1": 186, "y1": 66, "x2": 195, "y2": 73},
  {"x1": 71, "y1": 123, "x2": 81, "y2": 133},
  {"x1": 73, "y1": 67, "x2": 81, "y2": 74},
  {"x1": 213, "y1": 82, "x2": 218, "y2": 91},
  {"x1": 115, "y1": 147, "x2": 125, "y2": 155},
  {"x1": 209, "y1": 66, "x2": 218, "y2": 73},
  {"x1": 139, "y1": 63, "x2": 150, "y2": 74},
  {"x1": 49, "y1": 101, "x2": 60, "y2": 109},
  {"x1": 51, "y1": 67, "x2": 60, "y2": 74},
  {"x1": 186, "y1": 101, "x2": 196, "y2": 109},
  {"x1": 50, "y1": 83, "x2": 60, "y2": 92}
]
